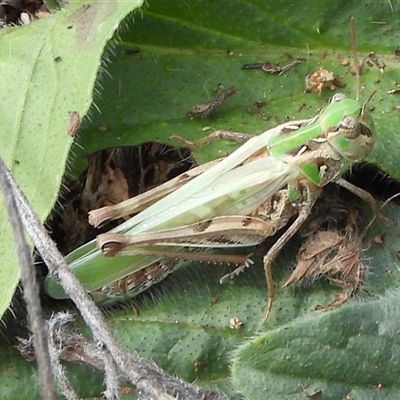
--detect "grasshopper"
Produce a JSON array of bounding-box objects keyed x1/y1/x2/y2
[{"x1": 44, "y1": 18, "x2": 378, "y2": 320}]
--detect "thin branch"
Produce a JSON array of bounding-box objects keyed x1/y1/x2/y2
[
  {"x1": 0, "y1": 157, "x2": 56, "y2": 400},
  {"x1": 3, "y1": 158, "x2": 221, "y2": 400},
  {"x1": 47, "y1": 314, "x2": 79, "y2": 400}
]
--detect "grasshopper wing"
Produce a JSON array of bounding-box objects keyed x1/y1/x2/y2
[
  {"x1": 46, "y1": 122, "x2": 303, "y2": 298},
  {"x1": 115, "y1": 121, "x2": 306, "y2": 234}
]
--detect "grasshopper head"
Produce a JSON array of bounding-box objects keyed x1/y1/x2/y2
[{"x1": 321, "y1": 96, "x2": 376, "y2": 163}]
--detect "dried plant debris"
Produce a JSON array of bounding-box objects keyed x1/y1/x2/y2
[
  {"x1": 187, "y1": 86, "x2": 239, "y2": 118},
  {"x1": 0, "y1": 0, "x2": 50, "y2": 27},
  {"x1": 367, "y1": 52, "x2": 385, "y2": 73},
  {"x1": 284, "y1": 205, "x2": 365, "y2": 311},
  {"x1": 388, "y1": 87, "x2": 400, "y2": 95},
  {"x1": 229, "y1": 317, "x2": 244, "y2": 330},
  {"x1": 18, "y1": 312, "x2": 112, "y2": 371},
  {"x1": 246, "y1": 100, "x2": 268, "y2": 117},
  {"x1": 242, "y1": 59, "x2": 303, "y2": 75},
  {"x1": 306, "y1": 68, "x2": 345, "y2": 94},
  {"x1": 67, "y1": 111, "x2": 80, "y2": 138},
  {"x1": 305, "y1": 389, "x2": 322, "y2": 398},
  {"x1": 40, "y1": 143, "x2": 195, "y2": 258}
]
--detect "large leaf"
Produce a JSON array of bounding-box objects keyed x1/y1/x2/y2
[
  {"x1": 2, "y1": 0, "x2": 400, "y2": 399},
  {"x1": 0, "y1": 1, "x2": 143, "y2": 318},
  {"x1": 76, "y1": 0, "x2": 400, "y2": 176},
  {"x1": 233, "y1": 287, "x2": 400, "y2": 399}
]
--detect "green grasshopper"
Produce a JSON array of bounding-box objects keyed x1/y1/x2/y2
[{"x1": 44, "y1": 19, "x2": 378, "y2": 320}]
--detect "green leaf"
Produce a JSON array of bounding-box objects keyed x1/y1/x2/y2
[
  {"x1": 0, "y1": 349, "x2": 104, "y2": 400},
  {"x1": 84, "y1": 201, "x2": 400, "y2": 400},
  {"x1": 0, "y1": 0, "x2": 143, "y2": 318},
  {"x1": 76, "y1": 0, "x2": 400, "y2": 177},
  {"x1": 75, "y1": 1, "x2": 398, "y2": 398},
  {"x1": 232, "y1": 292, "x2": 400, "y2": 399}
]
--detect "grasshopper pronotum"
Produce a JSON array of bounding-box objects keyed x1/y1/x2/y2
[{"x1": 45, "y1": 18, "x2": 379, "y2": 320}]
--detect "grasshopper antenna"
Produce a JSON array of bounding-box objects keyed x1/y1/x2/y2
[
  {"x1": 351, "y1": 17, "x2": 361, "y2": 102},
  {"x1": 351, "y1": 17, "x2": 376, "y2": 112}
]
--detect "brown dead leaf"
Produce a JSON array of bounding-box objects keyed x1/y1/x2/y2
[
  {"x1": 92, "y1": 165, "x2": 130, "y2": 209},
  {"x1": 40, "y1": 143, "x2": 195, "y2": 256},
  {"x1": 67, "y1": 111, "x2": 80, "y2": 137},
  {"x1": 0, "y1": 0, "x2": 50, "y2": 27},
  {"x1": 306, "y1": 68, "x2": 345, "y2": 93},
  {"x1": 283, "y1": 208, "x2": 365, "y2": 311},
  {"x1": 282, "y1": 230, "x2": 344, "y2": 287}
]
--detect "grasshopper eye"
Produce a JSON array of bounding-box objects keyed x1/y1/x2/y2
[
  {"x1": 337, "y1": 115, "x2": 360, "y2": 139},
  {"x1": 327, "y1": 114, "x2": 375, "y2": 162}
]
